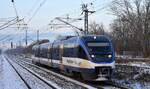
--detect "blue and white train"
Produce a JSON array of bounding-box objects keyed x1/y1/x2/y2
[{"x1": 32, "y1": 35, "x2": 115, "y2": 81}]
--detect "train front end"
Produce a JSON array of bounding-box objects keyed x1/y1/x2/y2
[{"x1": 80, "y1": 35, "x2": 115, "y2": 81}]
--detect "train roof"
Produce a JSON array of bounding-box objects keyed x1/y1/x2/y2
[
  {"x1": 56, "y1": 35, "x2": 109, "y2": 40},
  {"x1": 33, "y1": 35, "x2": 110, "y2": 48},
  {"x1": 56, "y1": 36, "x2": 76, "y2": 41},
  {"x1": 80, "y1": 35, "x2": 110, "y2": 41}
]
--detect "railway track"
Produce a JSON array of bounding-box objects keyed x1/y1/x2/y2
[
  {"x1": 3, "y1": 55, "x2": 60, "y2": 89},
  {"x1": 3, "y1": 55, "x2": 32, "y2": 89},
  {"x1": 8, "y1": 54, "x2": 129, "y2": 89},
  {"x1": 5, "y1": 54, "x2": 96, "y2": 89},
  {"x1": 6, "y1": 54, "x2": 96, "y2": 89}
]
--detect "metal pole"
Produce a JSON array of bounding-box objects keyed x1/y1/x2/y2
[
  {"x1": 11, "y1": 42, "x2": 13, "y2": 48},
  {"x1": 84, "y1": 11, "x2": 87, "y2": 35},
  {"x1": 82, "y1": 4, "x2": 95, "y2": 35},
  {"x1": 37, "y1": 30, "x2": 39, "y2": 42},
  {"x1": 83, "y1": 5, "x2": 88, "y2": 35},
  {"x1": 25, "y1": 29, "x2": 27, "y2": 46},
  {"x1": 83, "y1": 4, "x2": 90, "y2": 35},
  {"x1": 85, "y1": 11, "x2": 88, "y2": 35}
]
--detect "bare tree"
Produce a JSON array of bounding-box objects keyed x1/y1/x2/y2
[
  {"x1": 88, "y1": 22, "x2": 105, "y2": 35},
  {"x1": 110, "y1": 0, "x2": 150, "y2": 57}
]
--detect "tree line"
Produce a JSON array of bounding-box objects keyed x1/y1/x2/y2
[{"x1": 88, "y1": 0, "x2": 150, "y2": 57}]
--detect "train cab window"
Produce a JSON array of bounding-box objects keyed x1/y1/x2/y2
[{"x1": 78, "y1": 46, "x2": 87, "y2": 59}]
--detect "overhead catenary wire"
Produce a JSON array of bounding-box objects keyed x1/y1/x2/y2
[
  {"x1": 0, "y1": 27, "x2": 23, "y2": 41},
  {"x1": 1, "y1": 0, "x2": 112, "y2": 44},
  {"x1": 48, "y1": 2, "x2": 86, "y2": 27},
  {"x1": 68, "y1": 0, "x2": 113, "y2": 24},
  {"x1": 0, "y1": 27, "x2": 26, "y2": 43},
  {"x1": 22, "y1": 0, "x2": 41, "y2": 24},
  {"x1": 0, "y1": 17, "x2": 16, "y2": 21},
  {"x1": 0, "y1": 0, "x2": 42, "y2": 45},
  {"x1": 46, "y1": 0, "x2": 113, "y2": 37},
  {"x1": 0, "y1": 31, "x2": 19, "y2": 43},
  {"x1": 11, "y1": 0, "x2": 29, "y2": 30},
  {"x1": 11, "y1": 0, "x2": 19, "y2": 20},
  {"x1": 0, "y1": 35, "x2": 12, "y2": 41},
  {"x1": 27, "y1": 0, "x2": 41, "y2": 16},
  {"x1": 0, "y1": 18, "x2": 24, "y2": 30},
  {"x1": 0, "y1": 30, "x2": 35, "y2": 45},
  {"x1": 0, "y1": 25, "x2": 19, "y2": 38},
  {"x1": 49, "y1": 0, "x2": 112, "y2": 26},
  {"x1": 27, "y1": 0, "x2": 47, "y2": 23},
  {"x1": 56, "y1": 17, "x2": 83, "y2": 32},
  {"x1": 0, "y1": 17, "x2": 17, "y2": 28}
]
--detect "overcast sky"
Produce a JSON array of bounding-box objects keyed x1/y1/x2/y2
[{"x1": 0, "y1": 0, "x2": 115, "y2": 44}]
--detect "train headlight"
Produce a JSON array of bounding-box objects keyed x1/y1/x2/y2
[
  {"x1": 108, "y1": 55, "x2": 112, "y2": 58},
  {"x1": 91, "y1": 55, "x2": 95, "y2": 58}
]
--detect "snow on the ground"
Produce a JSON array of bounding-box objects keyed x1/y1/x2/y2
[
  {"x1": 116, "y1": 62, "x2": 150, "y2": 69},
  {"x1": 116, "y1": 62, "x2": 150, "y2": 74},
  {"x1": 0, "y1": 54, "x2": 28, "y2": 89},
  {"x1": 9, "y1": 57, "x2": 53, "y2": 89},
  {"x1": 128, "y1": 62, "x2": 150, "y2": 68},
  {"x1": 115, "y1": 62, "x2": 150, "y2": 89},
  {"x1": 132, "y1": 82, "x2": 150, "y2": 89},
  {"x1": 15, "y1": 55, "x2": 96, "y2": 89}
]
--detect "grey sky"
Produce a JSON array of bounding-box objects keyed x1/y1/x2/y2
[{"x1": 0, "y1": 0, "x2": 115, "y2": 44}]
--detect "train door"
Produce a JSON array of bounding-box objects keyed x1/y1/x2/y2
[
  {"x1": 59, "y1": 44, "x2": 64, "y2": 69},
  {"x1": 51, "y1": 41, "x2": 60, "y2": 68},
  {"x1": 37, "y1": 45, "x2": 41, "y2": 63},
  {"x1": 47, "y1": 45, "x2": 52, "y2": 67}
]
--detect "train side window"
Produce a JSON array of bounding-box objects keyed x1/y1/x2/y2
[{"x1": 78, "y1": 46, "x2": 87, "y2": 59}]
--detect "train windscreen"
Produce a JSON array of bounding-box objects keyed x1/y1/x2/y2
[
  {"x1": 86, "y1": 42, "x2": 113, "y2": 62},
  {"x1": 86, "y1": 42, "x2": 111, "y2": 53},
  {"x1": 81, "y1": 36, "x2": 113, "y2": 62}
]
